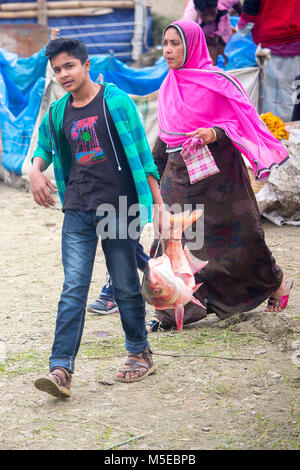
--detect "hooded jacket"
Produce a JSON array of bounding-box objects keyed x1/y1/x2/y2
[{"x1": 32, "y1": 82, "x2": 160, "y2": 226}]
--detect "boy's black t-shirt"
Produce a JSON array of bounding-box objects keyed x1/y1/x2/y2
[{"x1": 62, "y1": 85, "x2": 138, "y2": 212}]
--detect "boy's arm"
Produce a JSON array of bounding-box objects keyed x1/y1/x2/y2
[
  {"x1": 29, "y1": 113, "x2": 57, "y2": 208},
  {"x1": 30, "y1": 156, "x2": 58, "y2": 208},
  {"x1": 147, "y1": 174, "x2": 170, "y2": 238}
]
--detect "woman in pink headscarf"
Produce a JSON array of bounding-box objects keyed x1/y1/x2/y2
[{"x1": 146, "y1": 20, "x2": 292, "y2": 332}]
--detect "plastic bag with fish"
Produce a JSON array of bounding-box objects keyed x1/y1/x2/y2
[{"x1": 142, "y1": 210, "x2": 208, "y2": 332}]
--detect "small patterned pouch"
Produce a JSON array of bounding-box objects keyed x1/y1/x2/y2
[{"x1": 180, "y1": 137, "x2": 220, "y2": 184}]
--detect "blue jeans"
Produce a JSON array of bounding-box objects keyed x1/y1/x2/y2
[
  {"x1": 49, "y1": 209, "x2": 149, "y2": 373},
  {"x1": 100, "y1": 242, "x2": 149, "y2": 300}
]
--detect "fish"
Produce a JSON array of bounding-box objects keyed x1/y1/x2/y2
[{"x1": 142, "y1": 209, "x2": 208, "y2": 332}]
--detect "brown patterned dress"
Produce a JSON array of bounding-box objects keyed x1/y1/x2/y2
[{"x1": 151, "y1": 128, "x2": 283, "y2": 327}]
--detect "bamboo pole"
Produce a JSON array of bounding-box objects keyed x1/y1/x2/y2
[
  {"x1": 37, "y1": 0, "x2": 47, "y2": 25},
  {"x1": 131, "y1": 0, "x2": 143, "y2": 61},
  {"x1": 0, "y1": 8, "x2": 114, "y2": 18},
  {"x1": 0, "y1": 1, "x2": 134, "y2": 11}
]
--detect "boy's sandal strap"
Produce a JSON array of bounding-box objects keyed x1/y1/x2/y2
[{"x1": 50, "y1": 367, "x2": 71, "y2": 387}]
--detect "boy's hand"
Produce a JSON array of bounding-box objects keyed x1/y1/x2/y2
[{"x1": 29, "y1": 169, "x2": 58, "y2": 208}]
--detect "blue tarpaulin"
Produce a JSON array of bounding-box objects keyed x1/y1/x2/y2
[
  {"x1": 0, "y1": 47, "x2": 48, "y2": 174},
  {"x1": 223, "y1": 32, "x2": 257, "y2": 70},
  {"x1": 0, "y1": 20, "x2": 258, "y2": 176},
  {"x1": 90, "y1": 55, "x2": 168, "y2": 96},
  {"x1": 217, "y1": 17, "x2": 257, "y2": 70}
]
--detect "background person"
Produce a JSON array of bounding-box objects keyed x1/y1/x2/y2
[
  {"x1": 237, "y1": 0, "x2": 300, "y2": 122},
  {"x1": 182, "y1": 0, "x2": 242, "y2": 64}
]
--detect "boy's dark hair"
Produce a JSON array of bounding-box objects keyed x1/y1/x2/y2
[
  {"x1": 45, "y1": 38, "x2": 88, "y2": 63},
  {"x1": 193, "y1": 0, "x2": 218, "y2": 10}
]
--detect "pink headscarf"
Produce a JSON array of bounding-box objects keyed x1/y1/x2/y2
[{"x1": 158, "y1": 20, "x2": 289, "y2": 180}]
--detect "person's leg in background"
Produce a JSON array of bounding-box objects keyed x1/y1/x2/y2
[
  {"x1": 87, "y1": 241, "x2": 149, "y2": 315},
  {"x1": 264, "y1": 55, "x2": 300, "y2": 122},
  {"x1": 87, "y1": 271, "x2": 118, "y2": 314}
]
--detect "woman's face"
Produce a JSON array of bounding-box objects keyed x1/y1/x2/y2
[{"x1": 163, "y1": 27, "x2": 185, "y2": 70}]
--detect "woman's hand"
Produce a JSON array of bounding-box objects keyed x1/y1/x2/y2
[{"x1": 186, "y1": 127, "x2": 217, "y2": 145}]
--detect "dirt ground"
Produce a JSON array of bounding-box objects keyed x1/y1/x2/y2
[
  {"x1": 0, "y1": 0, "x2": 299, "y2": 453},
  {"x1": 0, "y1": 182, "x2": 299, "y2": 451}
]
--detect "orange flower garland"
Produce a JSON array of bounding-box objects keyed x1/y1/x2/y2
[{"x1": 260, "y1": 112, "x2": 289, "y2": 140}]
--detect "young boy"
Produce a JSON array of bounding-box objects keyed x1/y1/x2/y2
[{"x1": 30, "y1": 38, "x2": 169, "y2": 397}]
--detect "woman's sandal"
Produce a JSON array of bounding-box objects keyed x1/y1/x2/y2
[
  {"x1": 266, "y1": 279, "x2": 294, "y2": 312},
  {"x1": 146, "y1": 319, "x2": 160, "y2": 332},
  {"x1": 34, "y1": 367, "x2": 72, "y2": 398},
  {"x1": 146, "y1": 318, "x2": 174, "y2": 332},
  {"x1": 116, "y1": 349, "x2": 158, "y2": 383}
]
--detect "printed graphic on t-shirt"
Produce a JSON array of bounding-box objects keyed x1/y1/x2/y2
[{"x1": 70, "y1": 116, "x2": 106, "y2": 165}]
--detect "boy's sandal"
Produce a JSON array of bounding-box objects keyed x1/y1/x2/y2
[
  {"x1": 116, "y1": 349, "x2": 158, "y2": 383},
  {"x1": 34, "y1": 367, "x2": 72, "y2": 398}
]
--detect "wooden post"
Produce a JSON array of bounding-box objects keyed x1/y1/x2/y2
[
  {"x1": 255, "y1": 45, "x2": 271, "y2": 115},
  {"x1": 132, "y1": 0, "x2": 144, "y2": 61},
  {"x1": 0, "y1": 8, "x2": 114, "y2": 19},
  {"x1": 257, "y1": 58, "x2": 265, "y2": 115},
  {"x1": 0, "y1": 1, "x2": 135, "y2": 11},
  {"x1": 37, "y1": 0, "x2": 47, "y2": 25}
]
